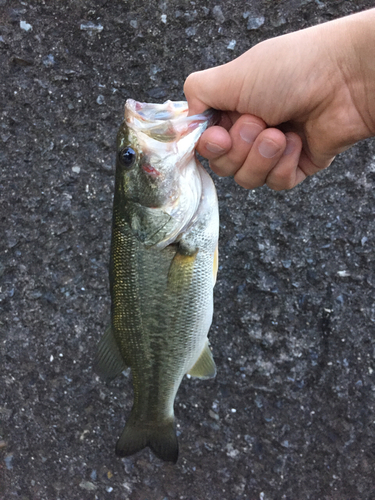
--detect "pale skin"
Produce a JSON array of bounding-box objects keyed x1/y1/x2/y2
[{"x1": 184, "y1": 9, "x2": 375, "y2": 191}]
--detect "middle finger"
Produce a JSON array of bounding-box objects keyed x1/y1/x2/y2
[{"x1": 208, "y1": 115, "x2": 267, "y2": 177}]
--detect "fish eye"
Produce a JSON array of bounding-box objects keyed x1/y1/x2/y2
[{"x1": 119, "y1": 147, "x2": 136, "y2": 168}]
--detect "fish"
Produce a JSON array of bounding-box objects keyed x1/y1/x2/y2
[{"x1": 94, "y1": 99, "x2": 219, "y2": 463}]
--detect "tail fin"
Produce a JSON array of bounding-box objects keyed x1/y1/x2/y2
[{"x1": 115, "y1": 414, "x2": 178, "y2": 463}]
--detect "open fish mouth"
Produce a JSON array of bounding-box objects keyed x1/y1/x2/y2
[{"x1": 125, "y1": 99, "x2": 219, "y2": 143}]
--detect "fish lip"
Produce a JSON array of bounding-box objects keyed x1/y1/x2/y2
[{"x1": 125, "y1": 99, "x2": 219, "y2": 143}]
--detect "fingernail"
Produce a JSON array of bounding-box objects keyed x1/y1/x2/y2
[
  {"x1": 239, "y1": 123, "x2": 263, "y2": 144},
  {"x1": 206, "y1": 142, "x2": 226, "y2": 154},
  {"x1": 284, "y1": 136, "x2": 295, "y2": 156},
  {"x1": 258, "y1": 138, "x2": 280, "y2": 159}
]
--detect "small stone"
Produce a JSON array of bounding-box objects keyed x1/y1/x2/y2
[
  {"x1": 72, "y1": 166, "x2": 81, "y2": 174},
  {"x1": 270, "y1": 14, "x2": 286, "y2": 28},
  {"x1": 12, "y1": 56, "x2": 33, "y2": 66},
  {"x1": 212, "y1": 5, "x2": 225, "y2": 23},
  {"x1": 335, "y1": 294, "x2": 344, "y2": 304},
  {"x1": 226, "y1": 444, "x2": 240, "y2": 458},
  {"x1": 6, "y1": 232, "x2": 18, "y2": 248},
  {"x1": 246, "y1": 16, "x2": 265, "y2": 30},
  {"x1": 337, "y1": 270, "x2": 350, "y2": 277},
  {"x1": 4, "y1": 454, "x2": 13, "y2": 470},
  {"x1": 79, "y1": 480, "x2": 97, "y2": 491},
  {"x1": 20, "y1": 20, "x2": 32, "y2": 31},
  {"x1": 185, "y1": 27, "x2": 196, "y2": 37},
  {"x1": 43, "y1": 54, "x2": 55, "y2": 67},
  {"x1": 27, "y1": 290, "x2": 43, "y2": 299},
  {"x1": 96, "y1": 95, "x2": 105, "y2": 105},
  {"x1": 209, "y1": 410, "x2": 219, "y2": 420},
  {"x1": 212, "y1": 5, "x2": 225, "y2": 24},
  {"x1": 161, "y1": 14, "x2": 167, "y2": 24},
  {"x1": 130, "y1": 20, "x2": 138, "y2": 29},
  {"x1": 185, "y1": 10, "x2": 198, "y2": 21},
  {"x1": 149, "y1": 65, "x2": 160, "y2": 79},
  {"x1": 227, "y1": 40, "x2": 236, "y2": 50},
  {"x1": 80, "y1": 22, "x2": 103, "y2": 33}
]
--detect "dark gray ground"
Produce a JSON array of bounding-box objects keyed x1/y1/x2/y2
[{"x1": 1, "y1": 1, "x2": 375, "y2": 499}]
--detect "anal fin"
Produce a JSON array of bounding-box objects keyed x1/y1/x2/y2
[
  {"x1": 188, "y1": 341, "x2": 216, "y2": 379},
  {"x1": 93, "y1": 325, "x2": 127, "y2": 382}
]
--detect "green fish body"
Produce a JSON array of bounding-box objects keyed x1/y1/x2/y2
[{"x1": 95, "y1": 100, "x2": 219, "y2": 463}]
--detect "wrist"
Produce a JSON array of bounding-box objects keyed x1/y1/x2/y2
[{"x1": 332, "y1": 9, "x2": 375, "y2": 141}]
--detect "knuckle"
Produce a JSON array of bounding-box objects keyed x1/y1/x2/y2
[
  {"x1": 209, "y1": 160, "x2": 234, "y2": 177},
  {"x1": 234, "y1": 172, "x2": 262, "y2": 190},
  {"x1": 184, "y1": 72, "x2": 201, "y2": 93},
  {"x1": 235, "y1": 178, "x2": 252, "y2": 189},
  {"x1": 267, "y1": 170, "x2": 295, "y2": 191}
]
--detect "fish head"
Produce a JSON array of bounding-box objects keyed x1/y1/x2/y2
[{"x1": 115, "y1": 99, "x2": 217, "y2": 248}]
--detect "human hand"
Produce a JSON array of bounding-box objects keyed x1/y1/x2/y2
[{"x1": 184, "y1": 10, "x2": 375, "y2": 190}]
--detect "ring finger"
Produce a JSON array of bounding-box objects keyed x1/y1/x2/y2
[{"x1": 234, "y1": 128, "x2": 287, "y2": 189}]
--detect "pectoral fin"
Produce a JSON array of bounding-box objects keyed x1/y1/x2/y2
[
  {"x1": 93, "y1": 325, "x2": 127, "y2": 382},
  {"x1": 188, "y1": 342, "x2": 216, "y2": 379},
  {"x1": 167, "y1": 246, "x2": 198, "y2": 293}
]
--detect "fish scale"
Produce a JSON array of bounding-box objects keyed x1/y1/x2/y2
[{"x1": 94, "y1": 99, "x2": 219, "y2": 463}]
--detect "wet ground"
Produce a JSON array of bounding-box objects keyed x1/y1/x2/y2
[{"x1": 1, "y1": 1, "x2": 375, "y2": 499}]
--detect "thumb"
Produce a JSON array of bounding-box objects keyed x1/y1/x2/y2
[{"x1": 184, "y1": 63, "x2": 240, "y2": 116}]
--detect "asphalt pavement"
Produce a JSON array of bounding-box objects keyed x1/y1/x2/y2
[{"x1": 1, "y1": 1, "x2": 375, "y2": 498}]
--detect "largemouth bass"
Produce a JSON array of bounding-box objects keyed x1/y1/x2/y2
[{"x1": 95, "y1": 99, "x2": 219, "y2": 463}]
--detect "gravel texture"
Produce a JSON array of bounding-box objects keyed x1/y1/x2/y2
[{"x1": 1, "y1": 1, "x2": 375, "y2": 499}]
